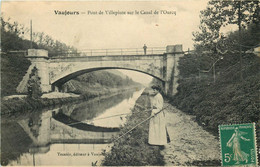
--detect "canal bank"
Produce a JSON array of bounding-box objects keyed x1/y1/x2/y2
[
  {"x1": 161, "y1": 105, "x2": 220, "y2": 166},
  {"x1": 1, "y1": 85, "x2": 142, "y2": 115},
  {"x1": 102, "y1": 88, "x2": 221, "y2": 166}
]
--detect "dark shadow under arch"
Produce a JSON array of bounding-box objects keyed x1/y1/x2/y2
[{"x1": 52, "y1": 67, "x2": 165, "y2": 88}]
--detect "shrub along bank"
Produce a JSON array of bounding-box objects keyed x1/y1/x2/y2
[
  {"x1": 1, "y1": 53, "x2": 31, "y2": 97},
  {"x1": 102, "y1": 90, "x2": 165, "y2": 166},
  {"x1": 170, "y1": 53, "x2": 260, "y2": 147}
]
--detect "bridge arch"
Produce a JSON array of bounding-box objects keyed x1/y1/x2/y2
[
  {"x1": 48, "y1": 54, "x2": 165, "y2": 86},
  {"x1": 52, "y1": 67, "x2": 165, "y2": 88}
]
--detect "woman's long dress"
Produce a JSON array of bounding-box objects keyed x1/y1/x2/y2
[{"x1": 148, "y1": 93, "x2": 167, "y2": 145}]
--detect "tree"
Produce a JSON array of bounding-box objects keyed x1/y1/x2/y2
[
  {"x1": 193, "y1": 0, "x2": 259, "y2": 80},
  {"x1": 28, "y1": 67, "x2": 42, "y2": 99},
  {"x1": 193, "y1": 0, "x2": 259, "y2": 52},
  {"x1": 1, "y1": 16, "x2": 79, "y2": 56}
]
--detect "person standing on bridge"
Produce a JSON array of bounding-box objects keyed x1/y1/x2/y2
[
  {"x1": 143, "y1": 44, "x2": 147, "y2": 55},
  {"x1": 148, "y1": 85, "x2": 170, "y2": 147}
]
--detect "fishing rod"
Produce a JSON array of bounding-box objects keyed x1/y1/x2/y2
[
  {"x1": 91, "y1": 113, "x2": 130, "y2": 121},
  {"x1": 66, "y1": 103, "x2": 152, "y2": 126},
  {"x1": 92, "y1": 103, "x2": 150, "y2": 122},
  {"x1": 92, "y1": 104, "x2": 171, "y2": 166},
  {"x1": 110, "y1": 104, "x2": 171, "y2": 143},
  {"x1": 66, "y1": 113, "x2": 132, "y2": 126}
]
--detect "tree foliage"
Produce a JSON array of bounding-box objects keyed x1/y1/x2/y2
[
  {"x1": 27, "y1": 67, "x2": 42, "y2": 99},
  {"x1": 193, "y1": 0, "x2": 259, "y2": 53},
  {"x1": 1, "y1": 16, "x2": 78, "y2": 56},
  {"x1": 75, "y1": 71, "x2": 138, "y2": 88},
  {"x1": 1, "y1": 53, "x2": 31, "y2": 96},
  {"x1": 173, "y1": 0, "x2": 260, "y2": 152}
]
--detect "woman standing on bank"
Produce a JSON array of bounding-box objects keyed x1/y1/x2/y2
[{"x1": 148, "y1": 85, "x2": 169, "y2": 146}]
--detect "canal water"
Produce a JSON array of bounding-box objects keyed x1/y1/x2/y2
[{"x1": 1, "y1": 88, "x2": 144, "y2": 166}]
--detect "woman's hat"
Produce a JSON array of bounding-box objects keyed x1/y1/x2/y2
[{"x1": 151, "y1": 85, "x2": 161, "y2": 91}]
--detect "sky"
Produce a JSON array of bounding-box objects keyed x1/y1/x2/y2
[{"x1": 1, "y1": 0, "x2": 210, "y2": 85}]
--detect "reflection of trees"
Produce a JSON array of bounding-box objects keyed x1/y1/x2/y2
[
  {"x1": 1, "y1": 109, "x2": 46, "y2": 165},
  {"x1": 28, "y1": 112, "x2": 43, "y2": 138},
  {"x1": 1, "y1": 122, "x2": 33, "y2": 166},
  {"x1": 61, "y1": 90, "x2": 135, "y2": 121}
]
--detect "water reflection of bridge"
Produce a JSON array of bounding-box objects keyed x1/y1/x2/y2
[
  {"x1": 18, "y1": 92, "x2": 134, "y2": 146},
  {"x1": 1, "y1": 105, "x2": 120, "y2": 165},
  {"x1": 18, "y1": 111, "x2": 119, "y2": 147},
  {"x1": 1, "y1": 90, "x2": 139, "y2": 165}
]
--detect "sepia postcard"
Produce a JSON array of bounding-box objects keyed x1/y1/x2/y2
[{"x1": 1, "y1": 0, "x2": 259, "y2": 166}]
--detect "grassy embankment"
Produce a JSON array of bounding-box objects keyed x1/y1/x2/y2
[
  {"x1": 102, "y1": 89, "x2": 165, "y2": 166},
  {"x1": 170, "y1": 52, "x2": 260, "y2": 149},
  {"x1": 1, "y1": 53, "x2": 31, "y2": 96}
]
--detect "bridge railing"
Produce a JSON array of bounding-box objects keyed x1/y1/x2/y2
[{"x1": 51, "y1": 47, "x2": 166, "y2": 57}]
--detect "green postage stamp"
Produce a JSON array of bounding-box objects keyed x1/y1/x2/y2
[{"x1": 219, "y1": 123, "x2": 258, "y2": 166}]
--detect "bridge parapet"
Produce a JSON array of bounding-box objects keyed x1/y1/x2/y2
[
  {"x1": 53, "y1": 47, "x2": 165, "y2": 57},
  {"x1": 167, "y1": 45, "x2": 183, "y2": 53},
  {"x1": 28, "y1": 49, "x2": 48, "y2": 58}
]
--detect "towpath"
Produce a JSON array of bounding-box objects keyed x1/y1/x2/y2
[{"x1": 162, "y1": 103, "x2": 221, "y2": 166}]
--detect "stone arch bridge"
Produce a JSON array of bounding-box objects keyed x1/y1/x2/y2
[{"x1": 17, "y1": 45, "x2": 184, "y2": 96}]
